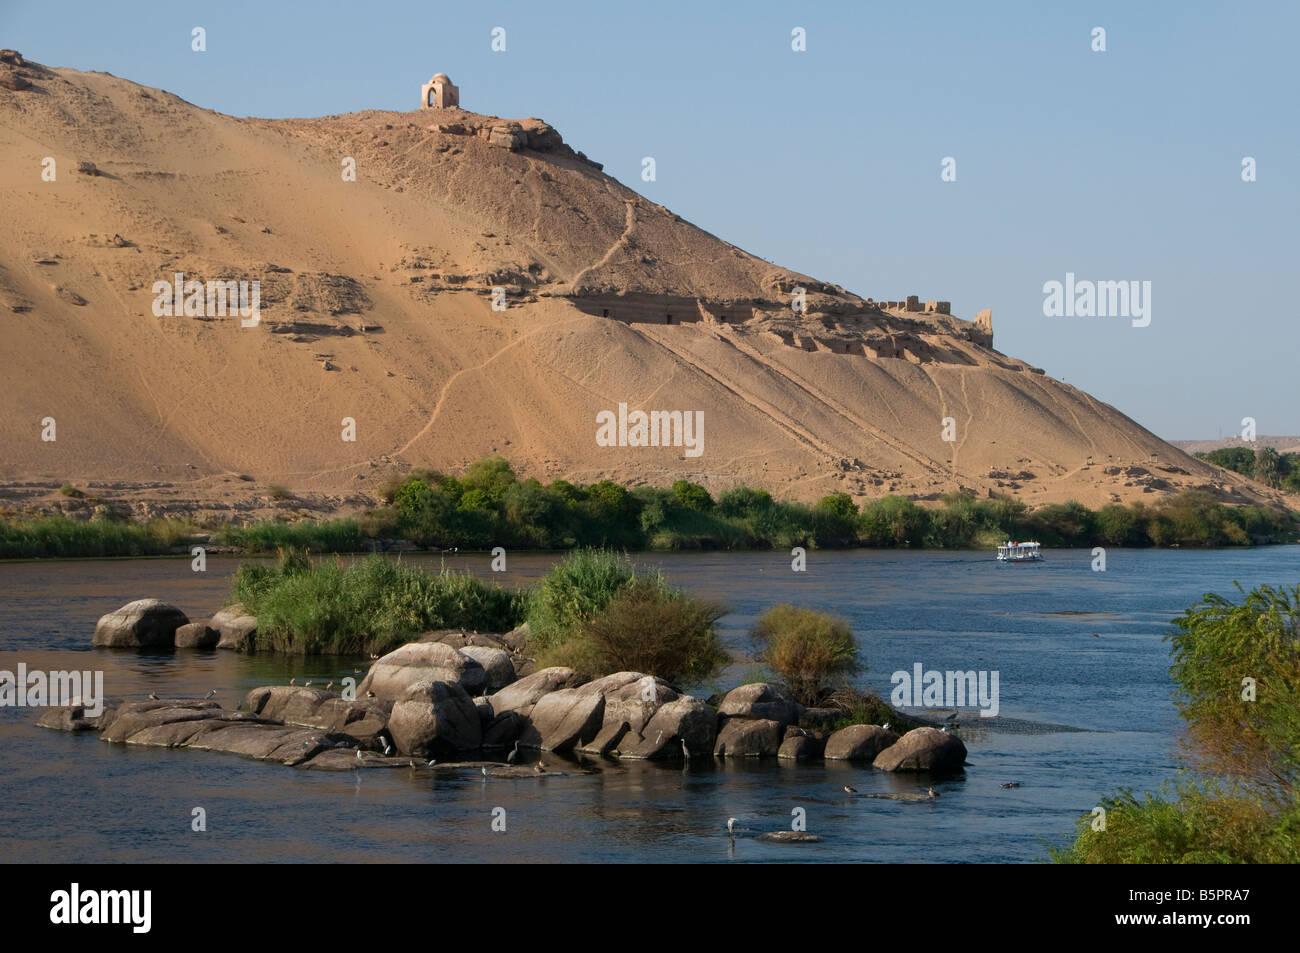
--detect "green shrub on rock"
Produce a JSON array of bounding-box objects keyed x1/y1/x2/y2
[{"x1": 752, "y1": 604, "x2": 859, "y2": 706}]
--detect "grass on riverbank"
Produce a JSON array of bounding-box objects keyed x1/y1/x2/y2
[
  {"x1": 216, "y1": 518, "x2": 366, "y2": 553},
  {"x1": 230, "y1": 549, "x2": 526, "y2": 654},
  {"x1": 0, "y1": 514, "x2": 198, "y2": 558}
]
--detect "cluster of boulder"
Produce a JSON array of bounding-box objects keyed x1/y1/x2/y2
[
  {"x1": 65, "y1": 621, "x2": 970, "y2": 775},
  {"x1": 91, "y1": 598, "x2": 257, "y2": 651}
]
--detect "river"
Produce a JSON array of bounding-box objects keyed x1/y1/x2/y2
[{"x1": 2, "y1": 546, "x2": 1296, "y2": 863}]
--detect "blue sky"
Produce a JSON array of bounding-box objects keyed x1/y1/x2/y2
[{"x1": 4, "y1": 0, "x2": 1296, "y2": 439}]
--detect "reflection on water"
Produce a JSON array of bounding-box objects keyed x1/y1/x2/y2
[{"x1": 1, "y1": 546, "x2": 1297, "y2": 862}]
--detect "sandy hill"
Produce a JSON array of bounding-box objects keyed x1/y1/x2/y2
[{"x1": 0, "y1": 52, "x2": 1287, "y2": 523}]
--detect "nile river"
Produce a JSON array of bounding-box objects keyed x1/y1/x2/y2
[{"x1": 2, "y1": 546, "x2": 1297, "y2": 863}]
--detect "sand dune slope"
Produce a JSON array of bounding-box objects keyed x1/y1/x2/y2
[{"x1": 0, "y1": 55, "x2": 1283, "y2": 519}]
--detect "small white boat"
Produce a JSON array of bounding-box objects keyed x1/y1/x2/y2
[{"x1": 996, "y1": 540, "x2": 1042, "y2": 562}]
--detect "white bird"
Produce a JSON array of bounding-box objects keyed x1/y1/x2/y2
[
  {"x1": 534, "y1": 761, "x2": 547, "y2": 774},
  {"x1": 427, "y1": 758, "x2": 437, "y2": 766},
  {"x1": 289, "y1": 678, "x2": 296, "y2": 686},
  {"x1": 304, "y1": 680, "x2": 313, "y2": 688},
  {"x1": 882, "y1": 722, "x2": 891, "y2": 730},
  {"x1": 481, "y1": 767, "x2": 489, "y2": 779},
  {"x1": 506, "y1": 741, "x2": 520, "y2": 764},
  {"x1": 843, "y1": 785, "x2": 858, "y2": 794},
  {"x1": 383, "y1": 743, "x2": 393, "y2": 756},
  {"x1": 727, "y1": 817, "x2": 737, "y2": 835},
  {"x1": 356, "y1": 749, "x2": 363, "y2": 761},
  {"x1": 680, "y1": 738, "x2": 691, "y2": 760},
  {"x1": 655, "y1": 731, "x2": 664, "y2": 746},
  {"x1": 148, "y1": 693, "x2": 158, "y2": 700},
  {"x1": 940, "y1": 726, "x2": 950, "y2": 734},
  {"x1": 205, "y1": 689, "x2": 217, "y2": 699}
]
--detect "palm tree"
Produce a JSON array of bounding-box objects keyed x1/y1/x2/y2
[{"x1": 1255, "y1": 447, "x2": 1282, "y2": 488}]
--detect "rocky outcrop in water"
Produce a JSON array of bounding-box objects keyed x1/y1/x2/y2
[
  {"x1": 360, "y1": 642, "x2": 487, "y2": 699},
  {"x1": 871, "y1": 726, "x2": 967, "y2": 773},
  {"x1": 824, "y1": 724, "x2": 900, "y2": 761},
  {"x1": 56, "y1": 634, "x2": 969, "y2": 777},
  {"x1": 91, "y1": 599, "x2": 189, "y2": 648},
  {"x1": 389, "y1": 680, "x2": 482, "y2": 757}
]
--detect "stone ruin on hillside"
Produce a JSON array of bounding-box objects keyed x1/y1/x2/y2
[{"x1": 420, "y1": 72, "x2": 459, "y2": 110}]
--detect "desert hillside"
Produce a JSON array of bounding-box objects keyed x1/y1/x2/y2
[{"x1": 0, "y1": 52, "x2": 1286, "y2": 522}]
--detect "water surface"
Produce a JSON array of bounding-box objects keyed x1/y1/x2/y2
[{"x1": 2, "y1": 546, "x2": 1296, "y2": 863}]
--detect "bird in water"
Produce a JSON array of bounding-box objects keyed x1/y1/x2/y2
[
  {"x1": 727, "y1": 817, "x2": 737, "y2": 836},
  {"x1": 205, "y1": 689, "x2": 217, "y2": 699},
  {"x1": 680, "y1": 738, "x2": 691, "y2": 760},
  {"x1": 1000, "y1": 782, "x2": 1021, "y2": 789},
  {"x1": 481, "y1": 767, "x2": 489, "y2": 779},
  {"x1": 506, "y1": 741, "x2": 520, "y2": 764},
  {"x1": 843, "y1": 785, "x2": 858, "y2": 794},
  {"x1": 927, "y1": 786, "x2": 939, "y2": 799}
]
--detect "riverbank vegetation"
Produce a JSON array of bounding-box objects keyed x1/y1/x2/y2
[
  {"x1": 523, "y1": 549, "x2": 729, "y2": 683},
  {"x1": 229, "y1": 548, "x2": 525, "y2": 654},
  {"x1": 1053, "y1": 583, "x2": 1300, "y2": 863},
  {"x1": 4, "y1": 457, "x2": 1295, "y2": 558},
  {"x1": 1197, "y1": 446, "x2": 1300, "y2": 493},
  {"x1": 0, "y1": 514, "x2": 196, "y2": 558}
]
